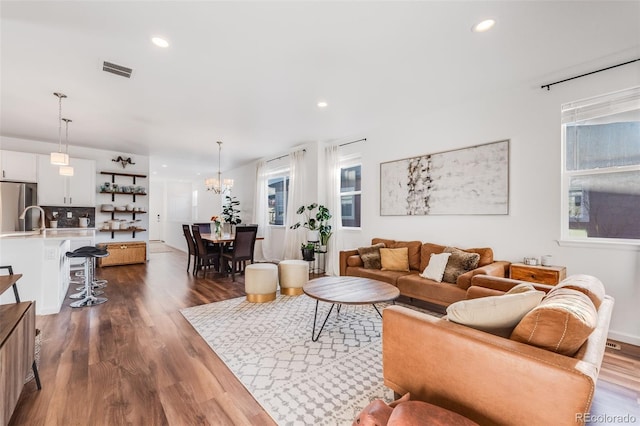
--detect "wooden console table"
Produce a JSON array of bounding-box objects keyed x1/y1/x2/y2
[
  {"x1": 0, "y1": 267, "x2": 41, "y2": 424},
  {"x1": 0, "y1": 301, "x2": 35, "y2": 424},
  {"x1": 510, "y1": 263, "x2": 567, "y2": 285}
]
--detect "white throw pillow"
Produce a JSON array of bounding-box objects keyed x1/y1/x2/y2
[
  {"x1": 446, "y1": 289, "x2": 545, "y2": 333},
  {"x1": 420, "y1": 252, "x2": 452, "y2": 282}
]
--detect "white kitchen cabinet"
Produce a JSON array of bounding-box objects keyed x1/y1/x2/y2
[
  {"x1": 37, "y1": 155, "x2": 96, "y2": 206},
  {"x1": 0, "y1": 150, "x2": 37, "y2": 182}
]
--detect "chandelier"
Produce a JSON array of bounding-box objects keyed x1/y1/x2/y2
[
  {"x1": 50, "y1": 92, "x2": 69, "y2": 165},
  {"x1": 205, "y1": 141, "x2": 233, "y2": 194}
]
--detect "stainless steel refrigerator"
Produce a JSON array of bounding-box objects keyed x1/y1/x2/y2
[{"x1": 0, "y1": 182, "x2": 39, "y2": 232}]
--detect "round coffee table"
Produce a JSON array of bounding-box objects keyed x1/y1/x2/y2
[{"x1": 303, "y1": 276, "x2": 400, "y2": 341}]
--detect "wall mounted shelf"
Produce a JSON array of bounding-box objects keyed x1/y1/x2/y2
[
  {"x1": 98, "y1": 171, "x2": 148, "y2": 239},
  {"x1": 99, "y1": 228, "x2": 146, "y2": 238},
  {"x1": 100, "y1": 209, "x2": 146, "y2": 220}
]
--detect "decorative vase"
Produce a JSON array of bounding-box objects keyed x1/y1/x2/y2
[{"x1": 215, "y1": 222, "x2": 222, "y2": 237}]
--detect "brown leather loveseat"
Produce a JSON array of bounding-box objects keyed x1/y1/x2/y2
[
  {"x1": 383, "y1": 274, "x2": 615, "y2": 425},
  {"x1": 339, "y1": 238, "x2": 510, "y2": 306}
]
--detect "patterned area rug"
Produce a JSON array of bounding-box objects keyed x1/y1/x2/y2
[{"x1": 180, "y1": 293, "x2": 442, "y2": 425}]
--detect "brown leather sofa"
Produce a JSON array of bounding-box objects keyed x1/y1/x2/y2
[
  {"x1": 339, "y1": 238, "x2": 510, "y2": 306},
  {"x1": 382, "y1": 275, "x2": 615, "y2": 425}
]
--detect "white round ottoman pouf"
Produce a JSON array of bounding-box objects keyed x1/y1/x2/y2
[
  {"x1": 278, "y1": 260, "x2": 309, "y2": 296},
  {"x1": 244, "y1": 263, "x2": 278, "y2": 303}
]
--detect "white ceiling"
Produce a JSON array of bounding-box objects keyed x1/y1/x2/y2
[{"x1": 1, "y1": 1, "x2": 639, "y2": 179}]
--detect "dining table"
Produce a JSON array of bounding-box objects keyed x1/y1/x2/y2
[
  {"x1": 200, "y1": 233, "x2": 264, "y2": 273},
  {"x1": 200, "y1": 233, "x2": 237, "y2": 244}
]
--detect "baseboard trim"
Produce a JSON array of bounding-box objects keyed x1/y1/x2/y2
[
  {"x1": 608, "y1": 330, "x2": 640, "y2": 347},
  {"x1": 605, "y1": 338, "x2": 640, "y2": 360}
]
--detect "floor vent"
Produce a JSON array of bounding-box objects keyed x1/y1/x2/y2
[
  {"x1": 103, "y1": 61, "x2": 133, "y2": 78},
  {"x1": 605, "y1": 341, "x2": 622, "y2": 350}
]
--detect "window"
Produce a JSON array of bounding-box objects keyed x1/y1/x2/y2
[
  {"x1": 268, "y1": 175, "x2": 289, "y2": 225},
  {"x1": 561, "y1": 87, "x2": 640, "y2": 243},
  {"x1": 340, "y1": 164, "x2": 361, "y2": 228}
]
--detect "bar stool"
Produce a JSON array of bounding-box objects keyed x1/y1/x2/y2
[
  {"x1": 66, "y1": 246, "x2": 109, "y2": 308},
  {"x1": 69, "y1": 256, "x2": 107, "y2": 291}
]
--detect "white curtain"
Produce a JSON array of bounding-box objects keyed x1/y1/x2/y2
[
  {"x1": 283, "y1": 150, "x2": 306, "y2": 259},
  {"x1": 252, "y1": 160, "x2": 274, "y2": 262},
  {"x1": 325, "y1": 144, "x2": 341, "y2": 276}
]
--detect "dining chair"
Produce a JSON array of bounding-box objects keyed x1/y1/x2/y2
[
  {"x1": 221, "y1": 225, "x2": 258, "y2": 281},
  {"x1": 193, "y1": 222, "x2": 212, "y2": 233},
  {"x1": 191, "y1": 225, "x2": 220, "y2": 276},
  {"x1": 182, "y1": 224, "x2": 198, "y2": 274},
  {"x1": 194, "y1": 222, "x2": 220, "y2": 250}
]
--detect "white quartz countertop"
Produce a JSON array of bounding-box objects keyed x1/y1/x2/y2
[{"x1": 0, "y1": 228, "x2": 97, "y2": 239}]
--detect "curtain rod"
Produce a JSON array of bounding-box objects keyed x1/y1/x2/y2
[
  {"x1": 265, "y1": 138, "x2": 365, "y2": 163},
  {"x1": 339, "y1": 138, "x2": 366, "y2": 147},
  {"x1": 541, "y1": 58, "x2": 640, "y2": 91},
  {"x1": 266, "y1": 148, "x2": 306, "y2": 163}
]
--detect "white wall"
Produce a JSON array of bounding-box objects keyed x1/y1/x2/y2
[{"x1": 222, "y1": 66, "x2": 640, "y2": 345}]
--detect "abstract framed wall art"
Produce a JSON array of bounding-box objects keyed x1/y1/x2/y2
[{"x1": 380, "y1": 139, "x2": 509, "y2": 215}]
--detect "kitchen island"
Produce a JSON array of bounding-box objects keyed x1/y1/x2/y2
[{"x1": 0, "y1": 228, "x2": 96, "y2": 314}]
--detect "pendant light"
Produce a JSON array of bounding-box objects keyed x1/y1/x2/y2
[
  {"x1": 205, "y1": 141, "x2": 234, "y2": 193},
  {"x1": 50, "y1": 92, "x2": 69, "y2": 165},
  {"x1": 59, "y1": 118, "x2": 74, "y2": 176}
]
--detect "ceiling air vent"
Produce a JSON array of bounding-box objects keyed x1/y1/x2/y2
[{"x1": 103, "y1": 61, "x2": 133, "y2": 78}]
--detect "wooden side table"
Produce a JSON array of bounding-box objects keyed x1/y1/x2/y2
[{"x1": 510, "y1": 263, "x2": 567, "y2": 285}]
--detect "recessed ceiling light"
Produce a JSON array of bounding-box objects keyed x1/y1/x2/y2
[
  {"x1": 152, "y1": 37, "x2": 169, "y2": 48},
  {"x1": 161, "y1": 164, "x2": 168, "y2": 168},
  {"x1": 317, "y1": 101, "x2": 328, "y2": 108},
  {"x1": 472, "y1": 19, "x2": 496, "y2": 33}
]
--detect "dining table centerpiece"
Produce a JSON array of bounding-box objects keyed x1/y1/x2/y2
[{"x1": 210, "y1": 215, "x2": 222, "y2": 237}]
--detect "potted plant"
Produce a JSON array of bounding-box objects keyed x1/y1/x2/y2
[
  {"x1": 317, "y1": 206, "x2": 332, "y2": 250},
  {"x1": 290, "y1": 203, "x2": 331, "y2": 243},
  {"x1": 301, "y1": 242, "x2": 315, "y2": 261},
  {"x1": 222, "y1": 195, "x2": 242, "y2": 233}
]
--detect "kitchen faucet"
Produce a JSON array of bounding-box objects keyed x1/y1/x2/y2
[{"x1": 19, "y1": 205, "x2": 46, "y2": 233}]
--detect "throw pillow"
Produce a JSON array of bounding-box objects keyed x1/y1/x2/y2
[
  {"x1": 551, "y1": 274, "x2": 605, "y2": 309},
  {"x1": 446, "y1": 287, "x2": 545, "y2": 335},
  {"x1": 442, "y1": 247, "x2": 480, "y2": 284},
  {"x1": 380, "y1": 247, "x2": 410, "y2": 272},
  {"x1": 357, "y1": 243, "x2": 386, "y2": 269},
  {"x1": 506, "y1": 282, "x2": 538, "y2": 295},
  {"x1": 510, "y1": 288, "x2": 598, "y2": 356},
  {"x1": 420, "y1": 253, "x2": 452, "y2": 282}
]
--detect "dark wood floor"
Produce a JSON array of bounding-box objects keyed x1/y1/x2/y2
[
  {"x1": 10, "y1": 247, "x2": 275, "y2": 426},
  {"x1": 9, "y1": 246, "x2": 640, "y2": 425}
]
